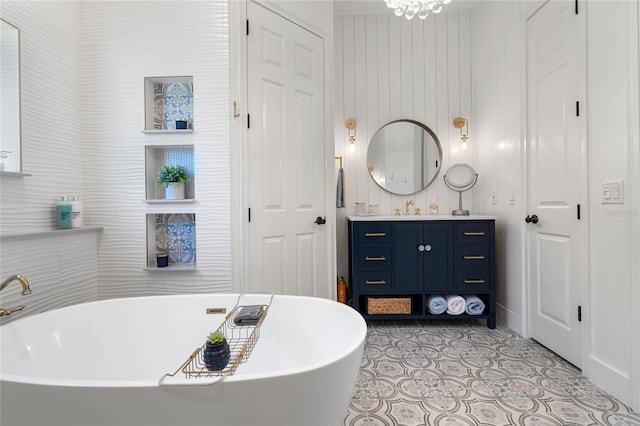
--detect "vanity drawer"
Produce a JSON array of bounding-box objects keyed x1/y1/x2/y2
[
  {"x1": 355, "y1": 223, "x2": 392, "y2": 246},
  {"x1": 455, "y1": 246, "x2": 490, "y2": 269},
  {"x1": 456, "y1": 222, "x2": 490, "y2": 245},
  {"x1": 356, "y1": 247, "x2": 392, "y2": 269},
  {"x1": 357, "y1": 270, "x2": 392, "y2": 292},
  {"x1": 454, "y1": 269, "x2": 491, "y2": 292}
]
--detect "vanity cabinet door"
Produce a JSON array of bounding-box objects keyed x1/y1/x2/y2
[
  {"x1": 423, "y1": 223, "x2": 454, "y2": 292},
  {"x1": 394, "y1": 223, "x2": 453, "y2": 292},
  {"x1": 394, "y1": 223, "x2": 423, "y2": 292}
]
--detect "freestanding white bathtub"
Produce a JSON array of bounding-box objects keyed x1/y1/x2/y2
[{"x1": 0, "y1": 294, "x2": 366, "y2": 426}]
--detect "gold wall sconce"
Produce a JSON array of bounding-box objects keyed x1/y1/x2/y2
[
  {"x1": 345, "y1": 118, "x2": 356, "y2": 152},
  {"x1": 453, "y1": 117, "x2": 469, "y2": 151}
]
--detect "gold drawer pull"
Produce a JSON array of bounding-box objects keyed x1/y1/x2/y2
[
  {"x1": 365, "y1": 256, "x2": 386, "y2": 261},
  {"x1": 365, "y1": 280, "x2": 387, "y2": 285},
  {"x1": 365, "y1": 232, "x2": 386, "y2": 237},
  {"x1": 464, "y1": 232, "x2": 486, "y2": 236},
  {"x1": 464, "y1": 279, "x2": 486, "y2": 284},
  {"x1": 464, "y1": 255, "x2": 486, "y2": 260}
]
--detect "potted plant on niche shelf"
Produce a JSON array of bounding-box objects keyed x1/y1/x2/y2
[
  {"x1": 203, "y1": 331, "x2": 231, "y2": 371},
  {"x1": 157, "y1": 165, "x2": 188, "y2": 200}
]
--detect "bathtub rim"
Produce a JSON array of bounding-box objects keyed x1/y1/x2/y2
[{"x1": 0, "y1": 293, "x2": 367, "y2": 388}]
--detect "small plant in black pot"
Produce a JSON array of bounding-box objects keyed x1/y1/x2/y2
[{"x1": 203, "y1": 331, "x2": 230, "y2": 371}]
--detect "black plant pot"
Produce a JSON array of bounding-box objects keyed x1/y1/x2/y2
[{"x1": 203, "y1": 339, "x2": 231, "y2": 371}]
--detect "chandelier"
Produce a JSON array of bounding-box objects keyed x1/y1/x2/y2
[{"x1": 385, "y1": 0, "x2": 452, "y2": 20}]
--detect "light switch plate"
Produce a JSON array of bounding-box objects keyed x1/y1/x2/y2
[{"x1": 602, "y1": 180, "x2": 624, "y2": 204}]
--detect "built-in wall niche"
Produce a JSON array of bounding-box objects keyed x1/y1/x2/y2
[
  {"x1": 145, "y1": 145, "x2": 195, "y2": 202},
  {"x1": 145, "y1": 213, "x2": 196, "y2": 271},
  {"x1": 143, "y1": 76, "x2": 194, "y2": 132}
]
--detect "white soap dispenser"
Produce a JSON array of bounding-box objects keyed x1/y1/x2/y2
[{"x1": 70, "y1": 195, "x2": 83, "y2": 228}]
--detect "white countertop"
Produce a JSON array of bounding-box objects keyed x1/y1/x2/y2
[{"x1": 347, "y1": 215, "x2": 497, "y2": 221}]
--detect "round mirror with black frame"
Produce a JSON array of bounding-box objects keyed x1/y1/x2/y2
[{"x1": 367, "y1": 119, "x2": 442, "y2": 195}]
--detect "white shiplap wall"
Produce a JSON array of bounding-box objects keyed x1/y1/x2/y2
[
  {"x1": 471, "y1": 0, "x2": 640, "y2": 411},
  {"x1": 80, "y1": 1, "x2": 231, "y2": 298},
  {"x1": 470, "y1": 1, "x2": 525, "y2": 334},
  {"x1": 334, "y1": 12, "x2": 474, "y2": 278},
  {"x1": 584, "y1": 0, "x2": 640, "y2": 409}
]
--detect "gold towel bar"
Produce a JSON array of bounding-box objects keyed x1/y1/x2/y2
[{"x1": 335, "y1": 156, "x2": 343, "y2": 169}]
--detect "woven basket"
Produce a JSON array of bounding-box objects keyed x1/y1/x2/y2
[{"x1": 367, "y1": 297, "x2": 411, "y2": 315}]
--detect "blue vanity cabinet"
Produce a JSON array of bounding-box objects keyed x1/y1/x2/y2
[
  {"x1": 394, "y1": 222, "x2": 453, "y2": 293},
  {"x1": 348, "y1": 218, "x2": 496, "y2": 328}
]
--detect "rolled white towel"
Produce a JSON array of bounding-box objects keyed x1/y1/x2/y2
[{"x1": 445, "y1": 295, "x2": 466, "y2": 315}]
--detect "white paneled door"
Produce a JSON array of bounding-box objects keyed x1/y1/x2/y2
[
  {"x1": 526, "y1": 0, "x2": 584, "y2": 367},
  {"x1": 246, "y1": 3, "x2": 327, "y2": 297}
]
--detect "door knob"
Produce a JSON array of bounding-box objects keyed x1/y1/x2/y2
[
  {"x1": 314, "y1": 216, "x2": 326, "y2": 225},
  {"x1": 525, "y1": 214, "x2": 539, "y2": 224}
]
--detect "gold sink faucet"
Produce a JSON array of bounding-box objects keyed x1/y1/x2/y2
[
  {"x1": 404, "y1": 200, "x2": 414, "y2": 216},
  {"x1": 0, "y1": 275, "x2": 32, "y2": 317}
]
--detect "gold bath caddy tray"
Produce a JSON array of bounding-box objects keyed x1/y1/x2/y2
[{"x1": 160, "y1": 294, "x2": 273, "y2": 385}]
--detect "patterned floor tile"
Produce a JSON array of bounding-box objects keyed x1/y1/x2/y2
[{"x1": 344, "y1": 321, "x2": 639, "y2": 426}]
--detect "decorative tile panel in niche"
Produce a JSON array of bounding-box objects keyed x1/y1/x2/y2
[
  {"x1": 156, "y1": 213, "x2": 196, "y2": 265},
  {"x1": 153, "y1": 82, "x2": 193, "y2": 130}
]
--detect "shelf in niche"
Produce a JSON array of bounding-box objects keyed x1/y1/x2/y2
[
  {"x1": 142, "y1": 129, "x2": 194, "y2": 134},
  {"x1": 144, "y1": 199, "x2": 196, "y2": 205},
  {"x1": 146, "y1": 213, "x2": 196, "y2": 270},
  {"x1": 144, "y1": 264, "x2": 197, "y2": 272},
  {"x1": 145, "y1": 145, "x2": 195, "y2": 201},
  {"x1": 144, "y1": 76, "x2": 194, "y2": 131}
]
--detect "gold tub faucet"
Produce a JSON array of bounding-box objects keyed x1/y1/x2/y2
[{"x1": 0, "y1": 275, "x2": 32, "y2": 317}]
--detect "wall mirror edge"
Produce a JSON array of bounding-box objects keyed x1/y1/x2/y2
[{"x1": 0, "y1": 17, "x2": 22, "y2": 174}]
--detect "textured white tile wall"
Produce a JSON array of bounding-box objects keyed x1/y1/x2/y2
[
  {"x1": 1, "y1": 1, "x2": 231, "y2": 303},
  {"x1": 333, "y1": 12, "x2": 474, "y2": 278},
  {"x1": 80, "y1": 1, "x2": 231, "y2": 298},
  {"x1": 0, "y1": 229, "x2": 100, "y2": 324},
  {"x1": 0, "y1": 2, "x2": 99, "y2": 316},
  {"x1": 0, "y1": 1, "x2": 83, "y2": 233}
]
